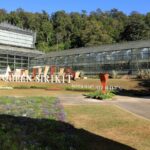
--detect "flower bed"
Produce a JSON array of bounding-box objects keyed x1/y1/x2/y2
[
  {"x1": 0, "y1": 96, "x2": 65, "y2": 121},
  {"x1": 0, "y1": 97, "x2": 76, "y2": 149}
]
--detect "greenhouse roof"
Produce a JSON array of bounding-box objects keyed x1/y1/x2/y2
[{"x1": 37, "y1": 40, "x2": 150, "y2": 58}]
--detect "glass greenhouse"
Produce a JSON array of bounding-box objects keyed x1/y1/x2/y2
[
  {"x1": 0, "y1": 23, "x2": 149, "y2": 75},
  {"x1": 31, "y1": 40, "x2": 150, "y2": 75}
]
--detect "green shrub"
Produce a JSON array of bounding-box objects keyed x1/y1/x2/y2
[
  {"x1": 65, "y1": 86, "x2": 96, "y2": 92},
  {"x1": 84, "y1": 91, "x2": 115, "y2": 100},
  {"x1": 14, "y1": 86, "x2": 47, "y2": 89},
  {"x1": 30, "y1": 86, "x2": 47, "y2": 89},
  {"x1": 13, "y1": 85, "x2": 30, "y2": 89}
]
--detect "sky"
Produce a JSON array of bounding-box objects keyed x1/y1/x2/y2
[{"x1": 0, "y1": 0, "x2": 149, "y2": 15}]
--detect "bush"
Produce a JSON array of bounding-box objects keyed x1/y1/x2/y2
[
  {"x1": 13, "y1": 85, "x2": 30, "y2": 89},
  {"x1": 84, "y1": 91, "x2": 115, "y2": 100},
  {"x1": 65, "y1": 85, "x2": 96, "y2": 92},
  {"x1": 14, "y1": 86, "x2": 47, "y2": 89},
  {"x1": 30, "y1": 86, "x2": 47, "y2": 89}
]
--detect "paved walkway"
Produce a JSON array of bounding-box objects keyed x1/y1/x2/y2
[
  {"x1": 58, "y1": 94, "x2": 102, "y2": 105},
  {"x1": 58, "y1": 94, "x2": 150, "y2": 120},
  {"x1": 114, "y1": 96, "x2": 150, "y2": 120}
]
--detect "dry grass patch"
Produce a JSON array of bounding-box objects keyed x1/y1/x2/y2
[
  {"x1": 0, "y1": 81, "x2": 66, "y2": 90},
  {"x1": 73, "y1": 79, "x2": 146, "y2": 90},
  {"x1": 0, "y1": 78, "x2": 145, "y2": 91},
  {"x1": 0, "y1": 89, "x2": 79, "y2": 97},
  {"x1": 65, "y1": 104, "x2": 150, "y2": 150}
]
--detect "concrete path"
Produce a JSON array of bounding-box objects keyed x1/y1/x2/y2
[
  {"x1": 58, "y1": 94, "x2": 150, "y2": 120},
  {"x1": 58, "y1": 94, "x2": 102, "y2": 105},
  {"x1": 114, "y1": 96, "x2": 150, "y2": 120}
]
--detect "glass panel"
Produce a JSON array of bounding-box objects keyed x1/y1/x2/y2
[
  {"x1": 140, "y1": 48, "x2": 149, "y2": 59},
  {"x1": 123, "y1": 50, "x2": 131, "y2": 60}
]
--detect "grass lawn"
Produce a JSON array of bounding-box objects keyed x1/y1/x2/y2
[
  {"x1": 0, "y1": 89, "x2": 80, "y2": 98},
  {"x1": 73, "y1": 78, "x2": 146, "y2": 90},
  {"x1": 65, "y1": 104, "x2": 150, "y2": 150},
  {"x1": 0, "y1": 96, "x2": 149, "y2": 149},
  {"x1": 0, "y1": 78, "x2": 149, "y2": 97},
  {"x1": 0, "y1": 78, "x2": 149, "y2": 149},
  {"x1": 0, "y1": 96, "x2": 68, "y2": 149},
  {"x1": 0, "y1": 78, "x2": 148, "y2": 90},
  {"x1": 0, "y1": 96, "x2": 137, "y2": 150},
  {"x1": 0, "y1": 97, "x2": 137, "y2": 150}
]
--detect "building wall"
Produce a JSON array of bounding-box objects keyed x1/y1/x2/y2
[
  {"x1": 0, "y1": 53, "x2": 29, "y2": 71},
  {"x1": 0, "y1": 43, "x2": 43, "y2": 71},
  {"x1": 0, "y1": 22, "x2": 36, "y2": 49},
  {"x1": 0, "y1": 29, "x2": 34, "y2": 48},
  {"x1": 0, "y1": 23, "x2": 43, "y2": 72}
]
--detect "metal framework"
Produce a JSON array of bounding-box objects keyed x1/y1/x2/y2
[{"x1": 31, "y1": 40, "x2": 150, "y2": 75}]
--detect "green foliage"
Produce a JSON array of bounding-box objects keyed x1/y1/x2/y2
[
  {"x1": 120, "y1": 20, "x2": 149, "y2": 41},
  {"x1": 65, "y1": 86, "x2": 96, "y2": 92},
  {"x1": 13, "y1": 85, "x2": 47, "y2": 89},
  {"x1": 1, "y1": 9, "x2": 150, "y2": 52},
  {"x1": 84, "y1": 91, "x2": 115, "y2": 100},
  {"x1": 13, "y1": 85, "x2": 30, "y2": 89},
  {"x1": 36, "y1": 41, "x2": 51, "y2": 52}
]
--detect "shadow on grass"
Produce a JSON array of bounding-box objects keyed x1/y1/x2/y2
[
  {"x1": 0, "y1": 114, "x2": 135, "y2": 150},
  {"x1": 115, "y1": 89, "x2": 150, "y2": 97},
  {"x1": 138, "y1": 79, "x2": 150, "y2": 89},
  {"x1": 115, "y1": 79, "x2": 150, "y2": 98}
]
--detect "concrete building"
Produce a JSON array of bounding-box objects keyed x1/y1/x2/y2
[{"x1": 0, "y1": 22, "x2": 43, "y2": 72}]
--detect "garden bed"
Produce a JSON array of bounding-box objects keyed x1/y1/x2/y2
[
  {"x1": 0, "y1": 96, "x2": 77, "y2": 149},
  {"x1": 84, "y1": 91, "x2": 115, "y2": 100}
]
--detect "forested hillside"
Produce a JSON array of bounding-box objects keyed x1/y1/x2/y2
[{"x1": 0, "y1": 8, "x2": 150, "y2": 52}]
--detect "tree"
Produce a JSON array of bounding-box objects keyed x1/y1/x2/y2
[
  {"x1": 0, "y1": 9, "x2": 7, "y2": 22},
  {"x1": 52, "y1": 11, "x2": 73, "y2": 49},
  {"x1": 80, "y1": 20, "x2": 112, "y2": 46},
  {"x1": 145, "y1": 13, "x2": 150, "y2": 27},
  {"x1": 120, "y1": 18, "x2": 149, "y2": 41},
  {"x1": 0, "y1": 8, "x2": 150, "y2": 52}
]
